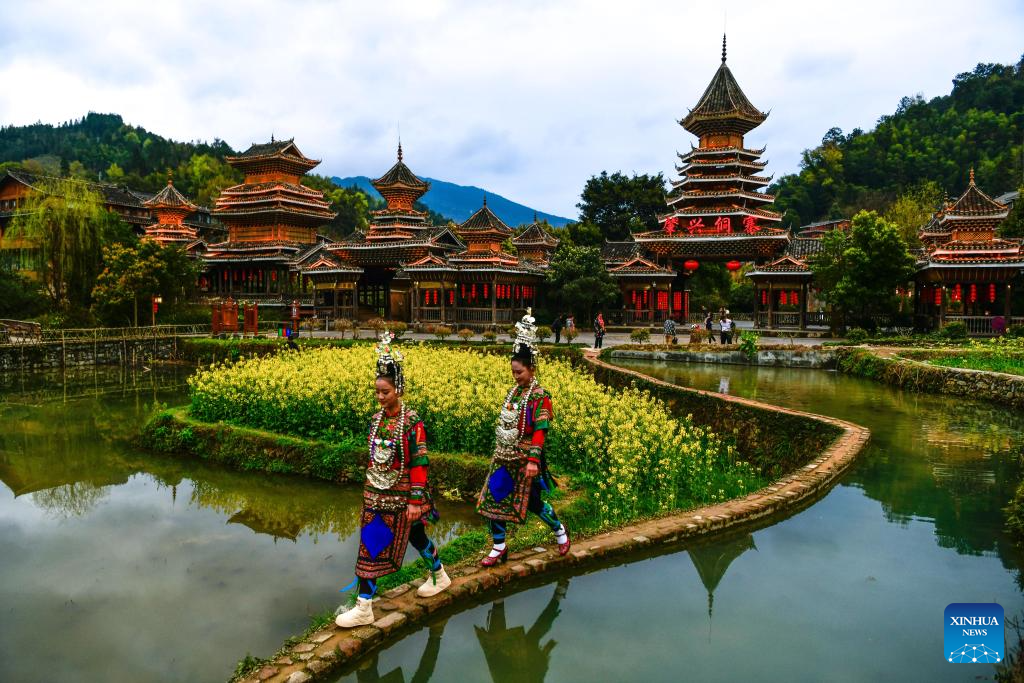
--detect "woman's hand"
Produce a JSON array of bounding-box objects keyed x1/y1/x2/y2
[
  {"x1": 525, "y1": 462, "x2": 540, "y2": 478},
  {"x1": 406, "y1": 503, "x2": 424, "y2": 521}
]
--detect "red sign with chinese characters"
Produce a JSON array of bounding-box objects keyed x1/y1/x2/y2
[{"x1": 661, "y1": 215, "x2": 763, "y2": 235}]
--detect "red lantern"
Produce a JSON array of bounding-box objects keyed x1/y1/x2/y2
[
  {"x1": 780, "y1": 291, "x2": 788, "y2": 305},
  {"x1": 271, "y1": 271, "x2": 277, "y2": 281},
  {"x1": 448, "y1": 290, "x2": 455, "y2": 305},
  {"x1": 761, "y1": 290, "x2": 768, "y2": 305},
  {"x1": 683, "y1": 259, "x2": 699, "y2": 271},
  {"x1": 934, "y1": 288, "x2": 942, "y2": 306},
  {"x1": 726, "y1": 260, "x2": 741, "y2": 272},
  {"x1": 791, "y1": 290, "x2": 799, "y2": 305},
  {"x1": 952, "y1": 284, "x2": 962, "y2": 302},
  {"x1": 969, "y1": 284, "x2": 977, "y2": 303},
  {"x1": 989, "y1": 284, "x2": 997, "y2": 303}
]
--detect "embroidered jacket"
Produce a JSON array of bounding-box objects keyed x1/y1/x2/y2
[{"x1": 369, "y1": 407, "x2": 430, "y2": 504}]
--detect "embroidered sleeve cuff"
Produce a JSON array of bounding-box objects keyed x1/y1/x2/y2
[
  {"x1": 533, "y1": 419, "x2": 551, "y2": 431},
  {"x1": 527, "y1": 447, "x2": 542, "y2": 463},
  {"x1": 409, "y1": 455, "x2": 429, "y2": 468},
  {"x1": 408, "y1": 487, "x2": 427, "y2": 504}
]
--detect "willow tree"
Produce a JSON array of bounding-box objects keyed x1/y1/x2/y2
[{"x1": 3, "y1": 178, "x2": 122, "y2": 311}]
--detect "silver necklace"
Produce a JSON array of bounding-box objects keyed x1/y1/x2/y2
[
  {"x1": 494, "y1": 379, "x2": 536, "y2": 461},
  {"x1": 367, "y1": 402, "x2": 405, "y2": 489}
]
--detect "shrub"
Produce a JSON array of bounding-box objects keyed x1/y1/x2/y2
[
  {"x1": 388, "y1": 321, "x2": 408, "y2": 337},
  {"x1": 434, "y1": 325, "x2": 453, "y2": 341},
  {"x1": 481, "y1": 330, "x2": 497, "y2": 343},
  {"x1": 688, "y1": 326, "x2": 706, "y2": 345},
  {"x1": 564, "y1": 327, "x2": 579, "y2": 343},
  {"x1": 332, "y1": 318, "x2": 354, "y2": 339},
  {"x1": 536, "y1": 325, "x2": 552, "y2": 343},
  {"x1": 506, "y1": 326, "x2": 518, "y2": 341},
  {"x1": 845, "y1": 327, "x2": 869, "y2": 343},
  {"x1": 938, "y1": 321, "x2": 968, "y2": 340},
  {"x1": 457, "y1": 328, "x2": 474, "y2": 342},
  {"x1": 629, "y1": 328, "x2": 651, "y2": 344},
  {"x1": 1006, "y1": 325, "x2": 1024, "y2": 339},
  {"x1": 366, "y1": 318, "x2": 388, "y2": 336},
  {"x1": 738, "y1": 330, "x2": 759, "y2": 360}
]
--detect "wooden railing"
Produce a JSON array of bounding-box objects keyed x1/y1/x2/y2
[
  {"x1": 417, "y1": 308, "x2": 443, "y2": 322},
  {"x1": 944, "y1": 316, "x2": 1024, "y2": 336}
]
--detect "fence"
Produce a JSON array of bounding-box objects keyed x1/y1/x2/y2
[
  {"x1": 944, "y1": 316, "x2": 1024, "y2": 336},
  {"x1": 1, "y1": 323, "x2": 208, "y2": 347}
]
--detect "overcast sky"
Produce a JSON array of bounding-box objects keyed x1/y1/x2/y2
[{"x1": 0, "y1": 0, "x2": 1021, "y2": 217}]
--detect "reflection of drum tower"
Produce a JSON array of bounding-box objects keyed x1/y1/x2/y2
[{"x1": 688, "y1": 533, "x2": 756, "y2": 638}]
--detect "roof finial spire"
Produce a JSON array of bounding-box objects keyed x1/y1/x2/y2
[
  {"x1": 482, "y1": 193, "x2": 488, "y2": 208},
  {"x1": 397, "y1": 140, "x2": 403, "y2": 162},
  {"x1": 167, "y1": 168, "x2": 173, "y2": 186},
  {"x1": 270, "y1": 132, "x2": 274, "y2": 143},
  {"x1": 969, "y1": 166, "x2": 975, "y2": 184},
  {"x1": 533, "y1": 211, "x2": 538, "y2": 222},
  {"x1": 722, "y1": 33, "x2": 727, "y2": 63}
]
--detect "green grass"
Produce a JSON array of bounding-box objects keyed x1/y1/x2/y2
[{"x1": 926, "y1": 354, "x2": 1024, "y2": 377}]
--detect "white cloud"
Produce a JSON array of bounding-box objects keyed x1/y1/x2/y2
[{"x1": 0, "y1": 0, "x2": 1021, "y2": 216}]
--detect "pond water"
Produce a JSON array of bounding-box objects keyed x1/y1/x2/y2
[
  {"x1": 0, "y1": 366, "x2": 476, "y2": 683},
  {"x1": 324, "y1": 360, "x2": 1024, "y2": 683}
]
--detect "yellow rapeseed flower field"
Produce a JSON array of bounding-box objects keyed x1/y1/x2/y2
[{"x1": 188, "y1": 347, "x2": 758, "y2": 524}]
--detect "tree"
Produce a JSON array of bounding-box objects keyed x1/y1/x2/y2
[
  {"x1": 4, "y1": 178, "x2": 121, "y2": 312},
  {"x1": 809, "y1": 210, "x2": 917, "y2": 330},
  {"x1": 883, "y1": 181, "x2": 943, "y2": 246},
  {"x1": 576, "y1": 171, "x2": 666, "y2": 241},
  {"x1": 544, "y1": 245, "x2": 620, "y2": 322},
  {"x1": 91, "y1": 241, "x2": 199, "y2": 326},
  {"x1": 999, "y1": 190, "x2": 1024, "y2": 238},
  {"x1": 0, "y1": 270, "x2": 46, "y2": 319}
]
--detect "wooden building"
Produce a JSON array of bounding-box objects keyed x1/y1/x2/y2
[{"x1": 915, "y1": 171, "x2": 1024, "y2": 334}]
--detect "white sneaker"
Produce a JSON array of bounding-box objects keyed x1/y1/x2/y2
[
  {"x1": 416, "y1": 566, "x2": 452, "y2": 597},
  {"x1": 335, "y1": 596, "x2": 374, "y2": 628}
]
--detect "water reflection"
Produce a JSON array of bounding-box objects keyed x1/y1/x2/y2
[
  {"x1": 689, "y1": 533, "x2": 757, "y2": 628},
  {"x1": 0, "y1": 370, "x2": 476, "y2": 683},
  {"x1": 474, "y1": 579, "x2": 570, "y2": 683},
  {"x1": 356, "y1": 620, "x2": 448, "y2": 683},
  {"x1": 615, "y1": 360, "x2": 1024, "y2": 571}
]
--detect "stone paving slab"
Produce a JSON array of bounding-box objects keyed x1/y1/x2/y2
[{"x1": 243, "y1": 351, "x2": 869, "y2": 683}]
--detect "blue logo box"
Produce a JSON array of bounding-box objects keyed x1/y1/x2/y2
[{"x1": 945, "y1": 603, "x2": 1004, "y2": 663}]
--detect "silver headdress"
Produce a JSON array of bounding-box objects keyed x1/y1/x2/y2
[
  {"x1": 374, "y1": 330, "x2": 405, "y2": 393},
  {"x1": 511, "y1": 308, "x2": 539, "y2": 365}
]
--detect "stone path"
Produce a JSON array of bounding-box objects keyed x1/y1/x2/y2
[{"x1": 239, "y1": 350, "x2": 870, "y2": 683}]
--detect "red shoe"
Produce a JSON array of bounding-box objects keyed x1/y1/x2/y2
[
  {"x1": 480, "y1": 547, "x2": 508, "y2": 567},
  {"x1": 557, "y1": 531, "x2": 571, "y2": 556}
]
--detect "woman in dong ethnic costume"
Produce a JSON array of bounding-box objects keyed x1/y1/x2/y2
[
  {"x1": 336, "y1": 332, "x2": 451, "y2": 628},
  {"x1": 477, "y1": 310, "x2": 570, "y2": 566}
]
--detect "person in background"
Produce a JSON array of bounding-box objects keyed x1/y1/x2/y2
[
  {"x1": 992, "y1": 311, "x2": 1007, "y2": 336},
  {"x1": 565, "y1": 314, "x2": 575, "y2": 339},
  {"x1": 593, "y1": 311, "x2": 606, "y2": 349},
  {"x1": 703, "y1": 309, "x2": 716, "y2": 344},
  {"x1": 663, "y1": 315, "x2": 677, "y2": 345},
  {"x1": 720, "y1": 313, "x2": 733, "y2": 345},
  {"x1": 552, "y1": 314, "x2": 565, "y2": 344}
]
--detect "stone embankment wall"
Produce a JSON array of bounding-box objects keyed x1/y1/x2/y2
[
  {"x1": 606, "y1": 347, "x2": 836, "y2": 369},
  {"x1": 833, "y1": 347, "x2": 1024, "y2": 409},
  {"x1": 0, "y1": 337, "x2": 180, "y2": 371}
]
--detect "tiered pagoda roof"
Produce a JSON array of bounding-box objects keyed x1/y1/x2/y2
[
  {"x1": 918, "y1": 173, "x2": 1022, "y2": 276},
  {"x1": 634, "y1": 35, "x2": 785, "y2": 261},
  {"x1": 368, "y1": 143, "x2": 433, "y2": 233},
  {"x1": 746, "y1": 219, "x2": 846, "y2": 280},
  {"x1": 141, "y1": 177, "x2": 199, "y2": 245},
  {"x1": 920, "y1": 169, "x2": 1010, "y2": 245},
  {"x1": 607, "y1": 255, "x2": 676, "y2": 280},
  {"x1": 211, "y1": 138, "x2": 336, "y2": 254},
  {"x1": 512, "y1": 215, "x2": 560, "y2": 263}
]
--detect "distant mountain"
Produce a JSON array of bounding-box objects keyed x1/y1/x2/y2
[{"x1": 332, "y1": 175, "x2": 572, "y2": 227}]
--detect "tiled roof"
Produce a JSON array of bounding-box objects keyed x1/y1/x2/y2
[
  {"x1": 4, "y1": 169, "x2": 145, "y2": 208},
  {"x1": 943, "y1": 171, "x2": 1009, "y2": 218},
  {"x1": 680, "y1": 36, "x2": 767, "y2": 136},
  {"x1": 371, "y1": 144, "x2": 429, "y2": 190},
  {"x1": 608, "y1": 256, "x2": 676, "y2": 277},
  {"x1": 513, "y1": 220, "x2": 560, "y2": 248},
  {"x1": 458, "y1": 200, "x2": 513, "y2": 234},
  {"x1": 144, "y1": 179, "x2": 197, "y2": 211},
  {"x1": 601, "y1": 240, "x2": 640, "y2": 262}
]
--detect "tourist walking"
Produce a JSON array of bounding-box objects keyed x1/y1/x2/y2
[
  {"x1": 593, "y1": 311, "x2": 606, "y2": 349},
  {"x1": 720, "y1": 313, "x2": 733, "y2": 344},
  {"x1": 336, "y1": 331, "x2": 450, "y2": 628},
  {"x1": 477, "y1": 310, "x2": 570, "y2": 567},
  {"x1": 663, "y1": 316, "x2": 676, "y2": 345},
  {"x1": 552, "y1": 314, "x2": 565, "y2": 344},
  {"x1": 703, "y1": 309, "x2": 716, "y2": 343}
]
